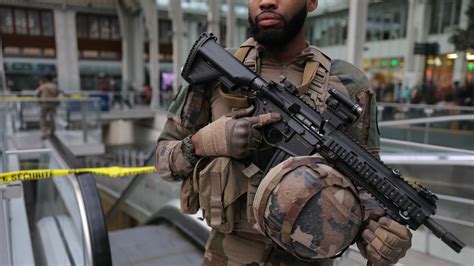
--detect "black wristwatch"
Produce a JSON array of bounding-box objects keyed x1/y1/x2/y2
[{"x1": 181, "y1": 135, "x2": 199, "y2": 165}]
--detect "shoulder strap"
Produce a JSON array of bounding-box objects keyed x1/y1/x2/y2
[
  {"x1": 234, "y1": 46, "x2": 252, "y2": 63},
  {"x1": 297, "y1": 60, "x2": 320, "y2": 95},
  {"x1": 297, "y1": 45, "x2": 331, "y2": 96}
]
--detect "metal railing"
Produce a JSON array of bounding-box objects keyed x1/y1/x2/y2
[
  {"x1": 0, "y1": 96, "x2": 102, "y2": 144},
  {"x1": 377, "y1": 102, "x2": 474, "y2": 122},
  {"x1": 379, "y1": 114, "x2": 474, "y2": 149}
]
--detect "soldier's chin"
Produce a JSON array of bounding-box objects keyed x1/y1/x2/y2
[{"x1": 253, "y1": 30, "x2": 289, "y2": 47}]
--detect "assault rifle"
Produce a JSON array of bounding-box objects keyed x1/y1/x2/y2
[{"x1": 181, "y1": 32, "x2": 465, "y2": 253}]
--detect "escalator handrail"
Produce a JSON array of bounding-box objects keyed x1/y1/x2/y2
[{"x1": 49, "y1": 135, "x2": 112, "y2": 266}]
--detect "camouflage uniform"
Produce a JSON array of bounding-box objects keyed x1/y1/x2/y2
[
  {"x1": 156, "y1": 38, "x2": 380, "y2": 265},
  {"x1": 36, "y1": 82, "x2": 59, "y2": 138}
]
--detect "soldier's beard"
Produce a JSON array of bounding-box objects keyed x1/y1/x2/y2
[{"x1": 249, "y1": 5, "x2": 307, "y2": 48}]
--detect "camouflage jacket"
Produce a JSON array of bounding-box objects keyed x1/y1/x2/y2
[
  {"x1": 156, "y1": 38, "x2": 380, "y2": 182},
  {"x1": 36, "y1": 82, "x2": 59, "y2": 109}
]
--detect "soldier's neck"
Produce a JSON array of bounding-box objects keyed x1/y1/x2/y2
[{"x1": 264, "y1": 31, "x2": 307, "y2": 64}]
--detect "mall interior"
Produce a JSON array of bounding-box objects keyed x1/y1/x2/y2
[{"x1": 0, "y1": 0, "x2": 473, "y2": 265}]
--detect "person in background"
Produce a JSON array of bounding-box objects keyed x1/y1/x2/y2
[
  {"x1": 36, "y1": 74, "x2": 59, "y2": 139},
  {"x1": 144, "y1": 83, "x2": 152, "y2": 105},
  {"x1": 6, "y1": 79, "x2": 17, "y2": 93},
  {"x1": 97, "y1": 72, "x2": 109, "y2": 92},
  {"x1": 422, "y1": 80, "x2": 437, "y2": 104},
  {"x1": 110, "y1": 77, "x2": 131, "y2": 109}
]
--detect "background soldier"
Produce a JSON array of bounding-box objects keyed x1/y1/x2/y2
[
  {"x1": 156, "y1": 0, "x2": 412, "y2": 265},
  {"x1": 36, "y1": 74, "x2": 59, "y2": 139}
]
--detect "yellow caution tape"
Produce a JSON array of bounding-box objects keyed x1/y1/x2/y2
[{"x1": 0, "y1": 166, "x2": 157, "y2": 184}]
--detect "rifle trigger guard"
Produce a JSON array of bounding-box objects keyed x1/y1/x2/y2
[{"x1": 399, "y1": 210, "x2": 410, "y2": 220}]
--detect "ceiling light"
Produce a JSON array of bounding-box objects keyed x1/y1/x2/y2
[{"x1": 447, "y1": 53, "x2": 458, "y2": 59}]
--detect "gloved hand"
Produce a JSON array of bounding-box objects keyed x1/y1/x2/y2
[
  {"x1": 357, "y1": 215, "x2": 412, "y2": 265},
  {"x1": 192, "y1": 106, "x2": 281, "y2": 159}
]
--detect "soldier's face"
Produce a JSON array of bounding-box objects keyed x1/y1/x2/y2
[{"x1": 248, "y1": 0, "x2": 318, "y2": 47}]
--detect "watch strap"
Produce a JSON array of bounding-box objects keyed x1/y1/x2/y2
[{"x1": 181, "y1": 135, "x2": 199, "y2": 165}]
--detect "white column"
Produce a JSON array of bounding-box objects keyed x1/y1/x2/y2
[
  {"x1": 132, "y1": 17, "x2": 145, "y2": 89},
  {"x1": 169, "y1": 0, "x2": 184, "y2": 96},
  {"x1": 404, "y1": 0, "x2": 431, "y2": 87},
  {"x1": 226, "y1": 0, "x2": 236, "y2": 48},
  {"x1": 405, "y1": 0, "x2": 416, "y2": 73},
  {"x1": 139, "y1": 0, "x2": 160, "y2": 109},
  {"x1": 453, "y1": 0, "x2": 470, "y2": 83},
  {"x1": 403, "y1": 0, "x2": 418, "y2": 89},
  {"x1": 207, "y1": 0, "x2": 221, "y2": 41},
  {"x1": 116, "y1": 3, "x2": 144, "y2": 92},
  {"x1": 54, "y1": 9, "x2": 80, "y2": 92},
  {"x1": 116, "y1": 6, "x2": 129, "y2": 88},
  {"x1": 346, "y1": 0, "x2": 368, "y2": 68}
]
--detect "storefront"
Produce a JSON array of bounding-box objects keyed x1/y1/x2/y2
[
  {"x1": 363, "y1": 57, "x2": 405, "y2": 84},
  {"x1": 424, "y1": 54, "x2": 456, "y2": 89},
  {"x1": 467, "y1": 52, "x2": 474, "y2": 84}
]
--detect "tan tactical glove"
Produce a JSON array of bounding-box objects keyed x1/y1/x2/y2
[
  {"x1": 357, "y1": 216, "x2": 412, "y2": 265},
  {"x1": 192, "y1": 106, "x2": 281, "y2": 159}
]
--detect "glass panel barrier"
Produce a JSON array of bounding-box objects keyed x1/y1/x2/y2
[
  {"x1": 379, "y1": 115, "x2": 474, "y2": 150},
  {"x1": 0, "y1": 142, "x2": 111, "y2": 265},
  {"x1": 0, "y1": 96, "x2": 102, "y2": 151},
  {"x1": 2, "y1": 148, "x2": 87, "y2": 265},
  {"x1": 380, "y1": 139, "x2": 474, "y2": 265}
]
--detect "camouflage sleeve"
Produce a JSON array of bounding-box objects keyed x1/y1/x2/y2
[
  {"x1": 351, "y1": 89, "x2": 380, "y2": 157},
  {"x1": 329, "y1": 59, "x2": 380, "y2": 157},
  {"x1": 156, "y1": 83, "x2": 212, "y2": 182}
]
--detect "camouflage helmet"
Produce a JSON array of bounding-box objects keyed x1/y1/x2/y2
[{"x1": 253, "y1": 155, "x2": 363, "y2": 260}]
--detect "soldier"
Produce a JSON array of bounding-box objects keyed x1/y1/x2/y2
[
  {"x1": 156, "y1": 0, "x2": 412, "y2": 265},
  {"x1": 36, "y1": 74, "x2": 59, "y2": 139}
]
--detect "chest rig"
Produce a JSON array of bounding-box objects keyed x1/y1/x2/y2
[{"x1": 219, "y1": 38, "x2": 335, "y2": 111}]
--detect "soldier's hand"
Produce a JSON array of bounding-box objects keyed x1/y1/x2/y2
[
  {"x1": 192, "y1": 106, "x2": 281, "y2": 159},
  {"x1": 357, "y1": 216, "x2": 412, "y2": 265}
]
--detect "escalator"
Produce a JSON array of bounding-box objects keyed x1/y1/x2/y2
[
  {"x1": 49, "y1": 135, "x2": 208, "y2": 266},
  {"x1": 0, "y1": 134, "x2": 209, "y2": 266},
  {"x1": 108, "y1": 200, "x2": 207, "y2": 265}
]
